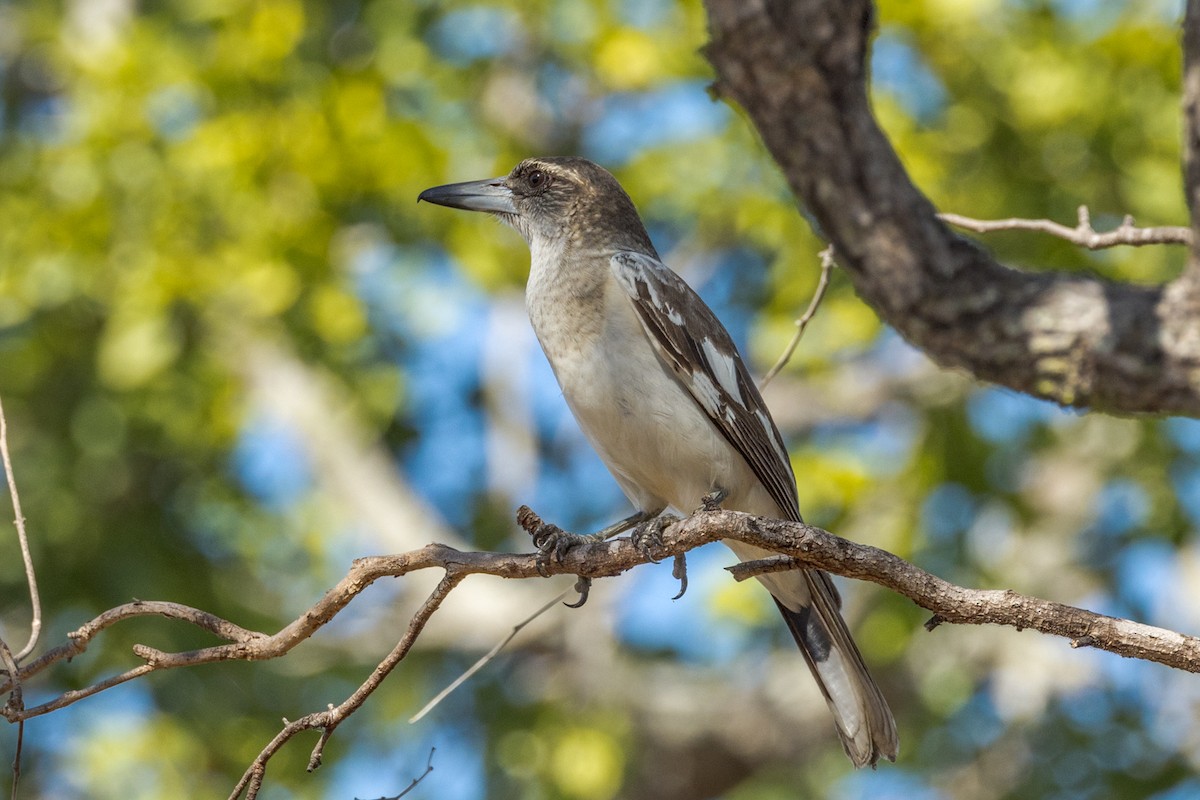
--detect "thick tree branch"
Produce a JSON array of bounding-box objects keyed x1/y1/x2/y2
[
  {"x1": 1183, "y1": 0, "x2": 1200, "y2": 246},
  {"x1": 702, "y1": 0, "x2": 1200, "y2": 416}
]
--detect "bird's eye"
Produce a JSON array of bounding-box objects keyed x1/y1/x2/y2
[{"x1": 527, "y1": 170, "x2": 547, "y2": 189}]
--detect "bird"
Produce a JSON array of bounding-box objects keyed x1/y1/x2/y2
[{"x1": 419, "y1": 156, "x2": 898, "y2": 767}]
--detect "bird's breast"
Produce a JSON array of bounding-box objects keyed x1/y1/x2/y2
[{"x1": 524, "y1": 255, "x2": 758, "y2": 513}]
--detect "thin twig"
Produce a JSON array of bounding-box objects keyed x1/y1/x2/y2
[
  {"x1": 229, "y1": 572, "x2": 464, "y2": 800},
  {"x1": 357, "y1": 746, "x2": 436, "y2": 800},
  {"x1": 0, "y1": 396, "x2": 40, "y2": 662},
  {"x1": 1, "y1": 637, "x2": 21, "y2": 799},
  {"x1": 939, "y1": 205, "x2": 1192, "y2": 249},
  {"x1": 759, "y1": 245, "x2": 835, "y2": 388},
  {"x1": 409, "y1": 589, "x2": 571, "y2": 723},
  {"x1": 1, "y1": 600, "x2": 265, "y2": 700}
]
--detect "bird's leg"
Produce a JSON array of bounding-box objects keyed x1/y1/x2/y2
[{"x1": 596, "y1": 508, "x2": 659, "y2": 540}]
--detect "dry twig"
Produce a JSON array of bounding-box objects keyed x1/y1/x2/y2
[
  {"x1": 0, "y1": 395, "x2": 40, "y2": 662},
  {"x1": 408, "y1": 588, "x2": 571, "y2": 724},
  {"x1": 357, "y1": 746, "x2": 435, "y2": 800},
  {"x1": 760, "y1": 244, "x2": 835, "y2": 388},
  {"x1": 939, "y1": 206, "x2": 1192, "y2": 249}
]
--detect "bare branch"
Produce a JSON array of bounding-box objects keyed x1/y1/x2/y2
[
  {"x1": 678, "y1": 511, "x2": 1200, "y2": 670},
  {"x1": 759, "y1": 244, "x2": 835, "y2": 388},
  {"x1": 1, "y1": 600, "x2": 266, "y2": 700},
  {"x1": 1, "y1": 636, "x2": 22, "y2": 796},
  {"x1": 229, "y1": 572, "x2": 464, "y2": 800},
  {"x1": 0, "y1": 395, "x2": 40, "y2": 662},
  {"x1": 7, "y1": 508, "x2": 1200, "y2": 797},
  {"x1": 358, "y1": 747, "x2": 436, "y2": 800},
  {"x1": 939, "y1": 206, "x2": 1192, "y2": 250}
]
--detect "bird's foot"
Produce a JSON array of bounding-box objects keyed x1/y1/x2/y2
[
  {"x1": 517, "y1": 505, "x2": 605, "y2": 577},
  {"x1": 698, "y1": 487, "x2": 729, "y2": 513},
  {"x1": 534, "y1": 527, "x2": 605, "y2": 577},
  {"x1": 630, "y1": 513, "x2": 680, "y2": 563},
  {"x1": 630, "y1": 514, "x2": 686, "y2": 598}
]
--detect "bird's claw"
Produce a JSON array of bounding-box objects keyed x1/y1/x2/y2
[
  {"x1": 564, "y1": 576, "x2": 592, "y2": 608},
  {"x1": 671, "y1": 553, "x2": 688, "y2": 600},
  {"x1": 698, "y1": 488, "x2": 729, "y2": 513},
  {"x1": 630, "y1": 514, "x2": 679, "y2": 564}
]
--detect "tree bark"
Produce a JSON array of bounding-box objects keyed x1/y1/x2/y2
[{"x1": 703, "y1": 0, "x2": 1200, "y2": 416}]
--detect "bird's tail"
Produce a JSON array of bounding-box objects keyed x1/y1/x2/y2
[
  {"x1": 773, "y1": 570, "x2": 898, "y2": 767},
  {"x1": 726, "y1": 541, "x2": 897, "y2": 767}
]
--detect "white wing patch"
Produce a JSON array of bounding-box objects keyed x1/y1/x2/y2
[
  {"x1": 702, "y1": 337, "x2": 744, "y2": 405},
  {"x1": 689, "y1": 371, "x2": 722, "y2": 417},
  {"x1": 757, "y1": 408, "x2": 791, "y2": 469},
  {"x1": 609, "y1": 248, "x2": 800, "y2": 519},
  {"x1": 612, "y1": 254, "x2": 684, "y2": 324}
]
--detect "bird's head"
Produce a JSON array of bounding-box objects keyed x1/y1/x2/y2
[{"x1": 419, "y1": 157, "x2": 655, "y2": 255}]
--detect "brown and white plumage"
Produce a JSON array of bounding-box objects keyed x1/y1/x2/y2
[{"x1": 419, "y1": 156, "x2": 898, "y2": 767}]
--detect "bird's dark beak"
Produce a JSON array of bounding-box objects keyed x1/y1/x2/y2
[{"x1": 417, "y1": 177, "x2": 516, "y2": 214}]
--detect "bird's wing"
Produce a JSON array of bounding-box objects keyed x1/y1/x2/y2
[
  {"x1": 611, "y1": 251, "x2": 896, "y2": 766},
  {"x1": 609, "y1": 250, "x2": 801, "y2": 522}
]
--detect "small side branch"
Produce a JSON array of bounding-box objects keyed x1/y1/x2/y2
[
  {"x1": 229, "y1": 573, "x2": 464, "y2": 800},
  {"x1": 358, "y1": 746, "x2": 435, "y2": 800},
  {"x1": 0, "y1": 395, "x2": 40, "y2": 662},
  {"x1": 939, "y1": 206, "x2": 1192, "y2": 250},
  {"x1": 760, "y1": 244, "x2": 835, "y2": 388}
]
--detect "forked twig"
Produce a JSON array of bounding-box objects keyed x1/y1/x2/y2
[
  {"x1": 357, "y1": 746, "x2": 436, "y2": 800},
  {"x1": 228, "y1": 573, "x2": 463, "y2": 800},
  {"x1": 939, "y1": 205, "x2": 1192, "y2": 249}
]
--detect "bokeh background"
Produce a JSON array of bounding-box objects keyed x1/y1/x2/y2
[{"x1": 2, "y1": 0, "x2": 1199, "y2": 798}]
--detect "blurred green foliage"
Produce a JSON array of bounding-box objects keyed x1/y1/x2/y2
[{"x1": 1, "y1": 0, "x2": 1198, "y2": 798}]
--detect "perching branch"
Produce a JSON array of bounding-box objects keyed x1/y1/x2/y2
[
  {"x1": 6, "y1": 507, "x2": 1200, "y2": 798},
  {"x1": 702, "y1": 0, "x2": 1200, "y2": 416},
  {"x1": 940, "y1": 206, "x2": 1193, "y2": 250}
]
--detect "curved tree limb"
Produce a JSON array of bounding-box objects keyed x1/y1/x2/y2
[{"x1": 702, "y1": 0, "x2": 1200, "y2": 416}]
